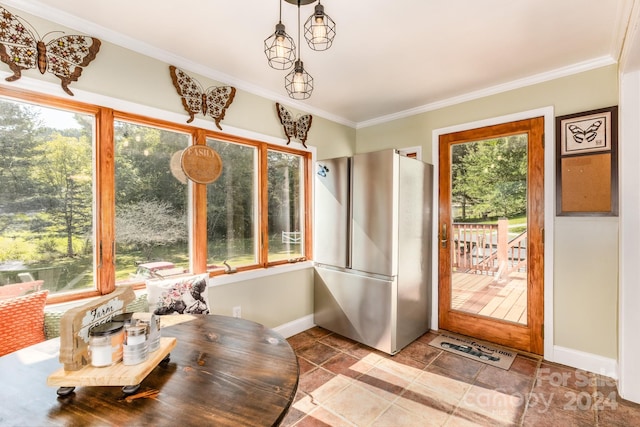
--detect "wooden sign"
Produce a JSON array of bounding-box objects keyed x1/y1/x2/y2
[
  {"x1": 180, "y1": 145, "x2": 222, "y2": 184},
  {"x1": 59, "y1": 286, "x2": 135, "y2": 371}
]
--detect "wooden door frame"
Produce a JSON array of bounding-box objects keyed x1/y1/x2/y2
[{"x1": 430, "y1": 107, "x2": 555, "y2": 358}]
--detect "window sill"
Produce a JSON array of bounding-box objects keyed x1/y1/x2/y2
[
  {"x1": 44, "y1": 261, "x2": 314, "y2": 312},
  {"x1": 208, "y1": 261, "x2": 314, "y2": 287}
]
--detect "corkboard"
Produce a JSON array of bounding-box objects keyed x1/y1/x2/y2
[
  {"x1": 556, "y1": 106, "x2": 618, "y2": 216},
  {"x1": 560, "y1": 154, "x2": 611, "y2": 212}
]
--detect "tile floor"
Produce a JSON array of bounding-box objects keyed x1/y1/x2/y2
[{"x1": 282, "y1": 327, "x2": 640, "y2": 426}]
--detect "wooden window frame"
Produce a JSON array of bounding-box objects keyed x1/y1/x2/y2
[{"x1": 0, "y1": 86, "x2": 313, "y2": 304}]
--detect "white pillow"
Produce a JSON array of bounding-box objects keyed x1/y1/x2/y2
[{"x1": 146, "y1": 274, "x2": 210, "y2": 315}]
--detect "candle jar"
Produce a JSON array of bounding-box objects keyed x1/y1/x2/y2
[{"x1": 89, "y1": 321, "x2": 124, "y2": 367}]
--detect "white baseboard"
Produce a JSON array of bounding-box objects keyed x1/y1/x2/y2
[
  {"x1": 274, "y1": 314, "x2": 315, "y2": 339},
  {"x1": 550, "y1": 345, "x2": 618, "y2": 379}
]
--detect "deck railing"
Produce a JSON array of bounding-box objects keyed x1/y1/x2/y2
[{"x1": 452, "y1": 218, "x2": 527, "y2": 278}]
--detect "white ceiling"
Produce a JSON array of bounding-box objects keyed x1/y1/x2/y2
[{"x1": 4, "y1": 0, "x2": 639, "y2": 127}]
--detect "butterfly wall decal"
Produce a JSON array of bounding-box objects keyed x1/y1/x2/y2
[
  {"x1": 276, "y1": 102, "x2": 313, "y2": 148},
  {"x1": 169, "y1": 66, "x2": 236, "y2": 130},
  {"x1": 568, "y1": 120, "x2": 602, "y2": 144},
  {"x1": 0, "y1": 5, "x2": 101, "y2": 96}
]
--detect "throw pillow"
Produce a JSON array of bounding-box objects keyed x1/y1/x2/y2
[{"x1": 147, "y1": 274, "x2": 210, "y2": 315}]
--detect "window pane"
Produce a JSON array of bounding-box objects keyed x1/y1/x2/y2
[
  {"x1": 267, "y1": 150, "x2": 304, "y2": 262},
  {"x1": 0, "y1": 98, "x2": 95, "y2": 297},
  {"x1": 114, "y1": 121, "x2": 190, "y2": 282},
  {"x1": 206, "y1": 139, "x2": 257, "y2": 268}
]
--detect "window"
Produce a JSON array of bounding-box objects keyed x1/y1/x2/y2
[
  {"x1": 206, "y1": 138, "x2": 257, "y2": 269},
  {"x1": 267, "y1": 149, "x2": 305, "y2": 263},
  {"x1": 0, "y1": 96, "x2": 97, "y2": 298},
  {"x1": 114, "y1": 120, "x2": 191, "y2": 282},
  {"x1": 0, "y1": 87, "x2": 312, "y2": 302}
]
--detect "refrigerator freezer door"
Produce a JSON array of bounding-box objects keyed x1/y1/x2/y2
[
  {"x1": 314, "y1": 266, "x2": 396, "y2": 354},
  {"x1": 314, "y1": 157, "x2": 350, "y2": 268},
  {"x1": 351, "y1": 149, "x2": 397, "y2": 276}
]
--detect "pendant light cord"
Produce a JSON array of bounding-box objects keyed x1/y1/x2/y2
[{"x1": 297, "y1": 1, "x2": 301, "y2": 61}]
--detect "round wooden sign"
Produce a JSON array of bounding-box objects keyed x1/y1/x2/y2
[
  {"x1": 169, "y1": 150, "x2": 187, "y2": 184},
  {"x1": 180, "y1": 145, "x2": 222, "y2": 184}
]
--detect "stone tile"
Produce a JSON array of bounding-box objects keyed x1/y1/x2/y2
[
  {"x1": 508, "y1": 354, "x2": 540, "y2": 378},
  {"x1": 414, "y1": 369, "x2": 471, "y2": 403},
  {"x1": 397, "y1": 339, "x2": 442, "y2": 365},
  {"x1": 414, "y1": 330, "x2": 441, "y2": 345},
  {"x1": 354, "y1": 366, "x2": 411, "y2": 401},
  {"x1": 344, "y1": 343, "x2": 387, "y2": 361},
  {"x1": 527, "y1": 383, "x2": 596, "y2": 424},
  {"x1": 375, "y1": 356, "x2": 425, "y2": 383},
  {"x1": 475, "y1": 365, "x2": 534, "y2": 396},
  {"x1": 280, "y1": 406, "x2": 307, "y2": 427},
  {"x1": 297, "y1": 342, "x2": 340, "y2": 366},
  {"x1": 522, "y1": 401, "x2": 597, "y2": 427},
  {"x1": 397, "y1": 381, "x2": 459, "y2": 416},
  {"x1": 288, "y1": 329, "x2": 640, "y2": 427},
  {"x1": 288, "y1": 331, "x2": 318, "y2": 350},
  {"x1": 393, "y1": 386, "x2": 452, "y2": 425},
  {"x1": 457, "y1": 384, "x2": 526, "y2": 425},
  {"x1": 298, "y1": 356, "x2": 318, "y2": 375},
  {"x1": 322, "y1": 352, "x2": 369, "y2": 379},
  {"x1": 372, "y1": 403, "x2": 444, "y2": 427},
  {"x1": 324, "y1": 383, "x2": 392, "y2": 426},
  {"x1": 296, "y1": 407, "x2": 355, "y2": 427},
  {"x1": 310, "y1": 374, "x2": 353, "y2": 403},
  {"x1": 597, "y1": 395, "x2": 640, "y2": 426},
  {"x1": 299, "y1": 367, "x2": 337, "y2": 395},
  {"x1": 536, "y1": 362, "x2": 596, "y2": 393},
  {"x1": 319, "y1": 333, "x2": 359, "y2": 351},
  {"x1": 431, "y1": 351, "x2": 484, "y2": 380},
  {"x1": 450, "y1": 406, "x2": 519, "y2": 427},
  {"x1": 305, "y1": 327, "x2": 334, "y2": 340}
]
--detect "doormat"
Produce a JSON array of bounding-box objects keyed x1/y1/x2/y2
[{"x1": 429, "y1": 331, "x2": 516, "y2": 370}]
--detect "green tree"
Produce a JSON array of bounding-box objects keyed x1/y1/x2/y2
[
  {"x1": 0, "y1": 100, "x2": 45, "y2": 218},
  {"x1": 31, "y1": 133, "x2": 93, "y2": 257},
  {"x1": 206, "y1": 141, "x2": 254, "y2": 260},
  {"x1": 452, "y1": 135, "x2": 527, "y2": 220}
]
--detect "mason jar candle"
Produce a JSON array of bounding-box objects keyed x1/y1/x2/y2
[{"x1": 89, "y1": 321, "x2": 124, "y2": 367}]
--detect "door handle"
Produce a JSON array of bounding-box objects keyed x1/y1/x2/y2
[{"x1": 441, "y1": 223, "x2": 448, "y2": 248}]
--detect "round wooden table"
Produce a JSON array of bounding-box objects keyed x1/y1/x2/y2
[{"x1": 0, "y1": 315, "x2": 299, "y2": 426}]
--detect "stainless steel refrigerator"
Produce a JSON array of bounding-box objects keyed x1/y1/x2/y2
[{"x1": 314, "y1": 148, "x2": 433, "y2": 355}]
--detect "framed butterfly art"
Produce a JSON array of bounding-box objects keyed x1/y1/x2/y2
[
  {"x1": 0, "y1": 5, "x2": 101, "y2": 96},
  {"x1": 169, "y1": 66, "x2": 236, "y2": 130},
  {"x1": 556, "y1": 106, "x2": 618, "y2": 216},
  {"x1": 276, "y1": 102, "x2": 312, "y2": 148}
]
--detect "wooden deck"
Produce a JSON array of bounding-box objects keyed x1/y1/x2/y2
[{"x1": 451, "y1": 271, "x2": 527, "y2": 324}]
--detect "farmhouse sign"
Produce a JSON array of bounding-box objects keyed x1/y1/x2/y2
[{"x1": 180, "y1": 145, "x2": 222, "y2": 184}]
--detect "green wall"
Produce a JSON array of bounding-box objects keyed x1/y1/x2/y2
[{"x1": 355, "y1": 65, "x2": 620, "y2": 359}]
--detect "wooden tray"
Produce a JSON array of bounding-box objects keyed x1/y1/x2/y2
[{"x1": 47, "y1": 337, "x2": 176, "y2": 387}]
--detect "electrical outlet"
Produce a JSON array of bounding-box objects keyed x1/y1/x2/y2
[{"x1": 232, "y1": 306, "x2": 241, "y2": 318}]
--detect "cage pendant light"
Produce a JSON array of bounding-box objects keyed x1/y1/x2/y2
[
  {"x1": 304, "y1": 1, "x2": 335, "y2": 51},
  {"x1": 264, "y1": 0, "x2": 296, "y2": 70},
  {"x1": 285, "y1": 2, "x2": 313, "y2": 99}
]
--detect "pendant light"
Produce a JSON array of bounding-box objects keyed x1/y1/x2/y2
[
  {"x1": 285, "y1": 2, "x2": 313, "y2": 99},
  {"x1": 303, "y1": 1, "x2": 335, "y2": 51},
  {"x1": 264, "y1": 0, "x2": 296, "y2": 70}
]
